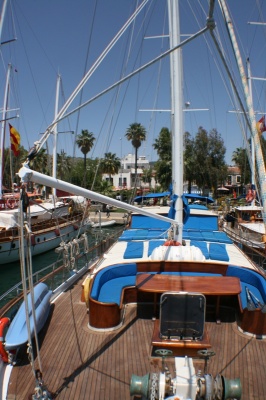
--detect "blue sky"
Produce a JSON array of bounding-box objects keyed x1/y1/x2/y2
[{"x1": 1, "y1": 0, "x2": 265, "y2": 165}]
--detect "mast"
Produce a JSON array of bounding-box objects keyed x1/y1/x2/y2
[
  {"x1": 52, "y1": 74, "x2": 61, "y2": 197},
  {"x1": 246, "y1": 58, "x2": 256, "y2": 205},
  {"x1": 219, "y1": 0, "x2": 266, "y2": 222},
  {"x1": 0, "y1": 63, "x2": 11, "y2": 198},
  {"x1": 168, "y1": 0, "x2": 183, "y2": 243},
  {"x1": 0, "y1": 0, "x2": 8, "y2": 44}
]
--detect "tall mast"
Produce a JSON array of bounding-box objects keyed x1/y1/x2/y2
[
  {"x1": 168, "y1": 0, "x2": 183, "y2": 242},
  {"x1": 0, "y1": 63, "x2": 12, "y2": 198},
  {"x1": 0, "y1": 0, "x2": 8, "y2": 44},
  {"x1": 52, "y1": 74, "x2": 61, "y2": 197},
  {"x1": 246, "y1": 58, "x2": 256, "y2": 205},
  {"x1": 219, "y1": 0, "x2": 266, "y2": 222}
]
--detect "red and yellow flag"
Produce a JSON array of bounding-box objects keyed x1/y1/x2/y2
[
  {"x1": 9, "y1": 123, "x2": 20, "y2": 157},
  {"x1": 256, "y1": 115, "x2": 266, "y2": 136}
]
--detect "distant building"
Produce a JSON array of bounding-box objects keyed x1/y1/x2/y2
[
  {"x1": 103, "y1": 156, "x2": 243, "y2": 197},
  {"x1": 226, "y1": 165, "x2": 241, "y2": 187},
  {"x1": 102, "y1": 153, "x2": 157, "y2": 191}
]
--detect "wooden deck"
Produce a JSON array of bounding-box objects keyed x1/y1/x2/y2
[{"x1": 7, "y1": 277, "x2": 266, "y2": 400}]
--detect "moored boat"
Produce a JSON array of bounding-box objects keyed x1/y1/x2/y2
[{"x1": 0, "y1": 1, "x2": 266, "y2": 399}]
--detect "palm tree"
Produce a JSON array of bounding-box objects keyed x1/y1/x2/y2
[
  {"x1": 125, "y1": 122, "x2": 146, "y2": 186},
  {"x1": 100, "y1": 152, "x2": 121, "y2": 185},
  {"x1": 57, "y1": 150, "x2": 72, "y2": 180},
  {"x1": 76, "y1": 129, "x2": 95, "y2": 187}
]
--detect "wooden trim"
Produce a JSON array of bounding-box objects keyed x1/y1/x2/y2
[
  {"x1": 151, "y1": 319, "x2": 211, "y2": 357},
  {"x1": 137, "y1": 260, "x2": 228, "y2": 275},
  {"x1": 240, "y1": 309, "x2": 266, "y2": 335},
  {"x1": 89, "y1": 287, "x2": 137, "y2": 329},
  {"x1": 89, "y1": 297, "x2": 121, "y2": 328}
]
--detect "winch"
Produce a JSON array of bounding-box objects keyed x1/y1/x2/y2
[{"x1": 130, "y1": 353, "x2": 242, "y2": 400}]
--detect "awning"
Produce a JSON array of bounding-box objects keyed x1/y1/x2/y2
[
  {"x1": 134, "y1": 192, "x2": 170, "y2": 202},
  {"x1": 134, "y1": 192, "x2": 214, "y2": 203}
]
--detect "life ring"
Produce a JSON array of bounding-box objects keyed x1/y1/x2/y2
[
  {"x1": 0, "y1": 317, "x2": 10, "y2": 363},
  {"x1": 163, "y1": 240, "x2": 181, "y2": 246},
  {"x1": 246, "y1": 189, "x2": 256, "y2": 203},
  {"x1": 6, "y1": 198, "x2": 17, "y2": 209}
]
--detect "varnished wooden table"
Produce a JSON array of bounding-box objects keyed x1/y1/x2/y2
[{"x1": 136, "y1": 273, "x2": 241, "y2": 322}]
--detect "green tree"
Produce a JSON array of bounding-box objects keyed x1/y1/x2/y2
[
  {"x1": 208, "y1": 129, "x2": 228, "y2": 193},
  {"x1": 141, "y1": 167, "x2": 153, "y2": 190},
  {"x1": 153, "y1": 127, "x2": 172, "y2": 190},
  {"x1": 57, "y1": 150, "x2": 72, "y2": 180},
  {"x1": 184, "y1": 132, "x2": 196, "y2": 193},
  {"x1": 98, "y1": 179, "x2": 114, "y2": 196},
  {"x1": 76, "y1": 129, "x2": 95, "y2": 187},
  {"x1": 153, "y1": 127, "x2": 171, "y2": 161},
  {"x1": 29, "y1": 148, "x2": 49, "y2": 175},
  {"x1": 193, "y1": 127, "x2": 227, "y2": 193},
  {"x1": 154, "y1": 160, "x2": 172, "y2": 191},
  {"x1": 100, "y1": 152, "x2": 121, "y2": 184},
  {"x1": 232, "y1": 147, "x2": 251, "y2": 185},
  {"x1": 125, "y1": 122, "x2": 146, "y2": 183}
]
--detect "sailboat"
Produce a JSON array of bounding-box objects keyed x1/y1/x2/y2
[
  {"x1": 223, "y1": 58, "x2": 266, "y2": 253},
  {"x1": 0, "y1": 1, "x2": 266, "y2": 399},
  {"x1": 0, "y1": 69, "x2": 92, "y2": 265}
]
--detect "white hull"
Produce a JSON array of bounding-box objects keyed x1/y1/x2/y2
[
  {"x1": 223, "y1": 205, "x2": 266, "y2": 251},
  {"x1": 92, "y1": 220, "x2": 116, "y2": 228},
  {"x1": 0, "y1": 215, "x2": 90, "y2": 265}
]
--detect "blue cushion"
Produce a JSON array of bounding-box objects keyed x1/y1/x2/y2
[
  {"x1": 98, "y1": 276, "x2": 136, "y2": 304},
  {"x1": 190, "y1": 240, "x2": 209, "y2": 258},
  {"x1": 239, "y1": 283, "x2": 264, "y2": 309},
  {"x1": 90, "y1": 263, "x2": 137, "y2": 300},
  {"x1": 184, "y1": 215, "x2": 218, "y2": 231},
  {"x1": 202, "y1": 231, "x2": 216, "y2": 241},
  {"x1": 227, "y1": 265, "x2": 266, "y2": 303},
  {"x1": 123, "y1": 242, "x2": 143, "y2": 259},
  {"x1": 213, "y1": 231, "x2": 233, "y2": 244},
  {"x1": 186, "y1": 231, "x2": 203, "y2": 240},
  {"x1": 209, "y1": 243, "x2": 229, "y2": 261},
  {"x1": 131, "y1": 215, "x2": 170, "y2": 230}
]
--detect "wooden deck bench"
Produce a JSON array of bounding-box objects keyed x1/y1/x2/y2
[
  {"x1": 88, "y1": 260, "x2": 232, "y2": 329},
  {"x1": 88, "y1": 263, "x2": 137, "y2": 329}
]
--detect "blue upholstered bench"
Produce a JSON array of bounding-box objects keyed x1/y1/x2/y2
[
  {"x1": 209, "y1": 243, "x2": 229, "y2": 262},
  {"x1": 90, "y1": 261, "x2": 224, "y2": 306},
  {"x1": 90, "y1": 263, "x2": 137, "y2": 305},
  {"x1": 226, "y1": 265, "x2": 266, "y2": 310},
  {"x1": 123, "y1": 242, "x2": 144, "y2": 259}
]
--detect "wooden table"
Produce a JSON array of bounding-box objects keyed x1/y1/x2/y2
[{"x1": 136, "y1": 273, "x2": 241, "y2": 322}]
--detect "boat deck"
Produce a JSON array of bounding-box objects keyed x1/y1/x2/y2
[{"x1": 7, "y1": 277, "x2": 266, "y2": 400}]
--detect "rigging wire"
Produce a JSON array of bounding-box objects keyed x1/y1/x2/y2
[{"x1": 72, "y1": 0, "x2": 98, "y2": 159}]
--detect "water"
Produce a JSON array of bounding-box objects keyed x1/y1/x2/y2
[
  {"x1": 0, "y1": 225, "x2": 124, "y2": 298},
  {"x1": 0, "y1": 250, "x2": 60, "y2": 297}
]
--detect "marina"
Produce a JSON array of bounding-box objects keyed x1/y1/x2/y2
[{"x1": 0, "y1": 1, "x2": 266, "y2": 400}]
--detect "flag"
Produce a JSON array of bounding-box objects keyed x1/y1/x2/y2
[
  {"x1": 256, "y1": 115, "x2": 266, "y2": 135},
  {"x1": 9, "y1": 123, "x2": 20, "y2": 156}
]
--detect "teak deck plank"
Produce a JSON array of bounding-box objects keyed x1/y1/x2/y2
[{"x1": 7, "y1": 278, "x2": 266, "y2": 400}]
